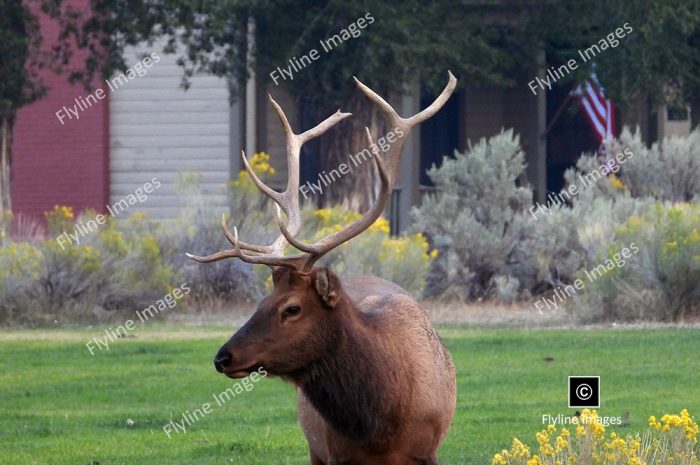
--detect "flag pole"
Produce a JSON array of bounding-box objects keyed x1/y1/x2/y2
[{"x1": 541, "y1": 93, "x2": 573, "y2": 139}]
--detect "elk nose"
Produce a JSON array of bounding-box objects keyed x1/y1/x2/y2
[{"x1": 214, "y1": 348, "x2": 232, "y2": 373}]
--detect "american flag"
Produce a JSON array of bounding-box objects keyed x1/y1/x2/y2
[{"x1": 572, "y1": 77, "x2": 617, "y2": 142}]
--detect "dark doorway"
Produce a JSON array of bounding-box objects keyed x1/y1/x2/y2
[
  {"x1": 419, "y1": 87, "x2": 462, "y2": 187},
  {"x1": 298, "y1": 99, "x2": 321, "y2": 194}
]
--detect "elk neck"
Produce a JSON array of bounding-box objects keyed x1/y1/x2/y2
[{"x1": 291, "y1": 295, "x2": 411, "y2": 447}]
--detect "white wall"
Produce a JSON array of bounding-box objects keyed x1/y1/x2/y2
[{"x1": 109, "y1": 43, "x2": 231, "y2": 219}]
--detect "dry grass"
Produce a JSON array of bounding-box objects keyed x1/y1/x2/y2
[
  {"x1": 422, "y1": 299, "x2": 571, "y2": 327},
  {"x1": 5, "y1": 296, "x2": 700, "y2": 332},
  {"x1": 159, "y1": 298, "x2": 573, "y2": 328}
]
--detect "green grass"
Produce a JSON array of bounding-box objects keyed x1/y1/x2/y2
[{"x1": 1, "y1": 326, "x2": 699, "y2": 465}]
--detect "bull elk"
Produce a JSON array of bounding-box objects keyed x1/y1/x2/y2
[{"x1": 187, "y1": 72, "x2": 457, "y2": 465}]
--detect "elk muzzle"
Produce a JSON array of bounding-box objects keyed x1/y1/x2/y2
[
  {"x1": 213, "y1": 347, "x2": 232, "y2": 373},
  {"x1": 213, "y1": 334, "x2": 262, "y2": 378}
]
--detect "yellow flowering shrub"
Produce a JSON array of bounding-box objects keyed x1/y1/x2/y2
[
  {"x1": 0, "y1": 210, "x2": 12, "y2": 243},
  {"x1": 27, "y1": 239, "x2": 105, "y2": 314},
  {"x1": 133, "y1": 234, "x2": 174, "y2": 292},
  {"x1": 609, "y1": 174, "x2": 625, "y2": 190},
  {"x1": 44, "y1": 205, "x2": 75, "y2": 236},
  {"x1": 302, "y1": 207, "x2": 436, "y2": 295},
  {"x1": 0, "y1": 206, "x2": 181, "y2": 323},
  {"x1": 492, "y1": 409, "x2": 699, "y2": 465},
  {"x1": 230, "y1": 152, "x2": 276, "y2": 193},
  {"x1": 575, "y1": 201, "x2": 700, "y2": 321},
  {"x1": 0, "y1": 242, "x2": 41, "y2": 280},
  {"x1": 98, "y1": 212, "x2": 174, "y2": 305},
  {"x1": 43, "y1": 239, "x2": 102, "y2": 274},
  {"x1": 223, "y1": 155, "x2": 435, "y2": 295},
  {"x1": 649, "y1": 410, "x2": 699, "y2": 443},
  {"x1": 0, "y1": 240, "x2": 42, "y2": 322},
  {"x1": 98, "y1": 221, "x2": 129, "y2": 257}
]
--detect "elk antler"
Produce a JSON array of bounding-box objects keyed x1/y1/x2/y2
[{"x1": 187, "y1": 72, "x2": 457, "y2": 271}]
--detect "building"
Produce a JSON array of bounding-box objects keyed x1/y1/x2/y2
[{"x1": 12, "y1": 9, "x2": 693, "y2": 232}]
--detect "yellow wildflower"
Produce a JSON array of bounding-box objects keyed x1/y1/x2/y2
[
  {"x1": 649, "y1": 416, "x2": 660, "y2": 430},
  {"x1": 510, "y1": 438, "x2": 531, "y2": 460},
  {"x1": 609, "y1": 173, "x2": 624, "y2": 189},
  {"x1": 556, "y1": 435, "x2": 569, "y2": 451}
]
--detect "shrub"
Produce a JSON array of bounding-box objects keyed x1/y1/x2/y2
[
  {"x1": 560, "y1": 127, "x2": 700, "y2": 205},
  {"x1": 605, "y1": 128, "x2": 700, "y2": 202},
  {"x1": 95, "y1": 214, "x2": 176, "y2": 310},
  {"x1": 410, "y1": 126, "x2": 699, "y2": 310},
  {"x1": 527, "y1": 134, "x2": 699, "y2": 321},
  {"x1": 492, "y1": 409, "x2": 699, "y2": 465},
  {"x1": 411, "y1": 129, "x2": 534, "y2": 300},
  {"x1": 172, "y1": 153, "x2": 436, "y2": 298},
  {"x1": 0, "y1": 210, "x2": 13, "y2": 244},
  {"x1": 571, "y1": 202, "x2": 700, "y2": 322},
  {"x1": 37, "y1": 239, "x2": 102, "y2": 308},
  {"x1": 528, "y1": 183, "x2": 652, "y2": 292},
  {"x1": 0, "y1": 150, "x2": 437, "y2": 324},
  {"x1": 158, "y1": 154, "x2": 280, "y2": 302},
  {"x1": 0, "y1": 239, "x2": 107, "y2": 325},
  {"x1": 301, "y1": 207, "x2": 435, "y2": 296},
  {"x1": 0, "y1": 209, "x2": 179, "y2": 324},
  {"x1": 166, "y1": 213, "x2": 264, "y2": 303},
  {"x1": 523, "y1": 141, "x2": 653, "y2": 303},
  {"x1": 0, "y1": 242, "x2": 42, "y2": 323},
  {"x1": 44, "y1": 205, "x2": 75, "y2": 236}
]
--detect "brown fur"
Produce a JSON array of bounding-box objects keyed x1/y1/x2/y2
[{"x1": 214, "y1": 268, "x2": 456, "y2": 465}]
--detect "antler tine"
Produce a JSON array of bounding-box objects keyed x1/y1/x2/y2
[
  {"x1": 364, "y1": 126, "x2": 378, "y2": 154},
  {"x1": 352, "y1": 77, "x2": 401, "y2": 124},
  {"x1": 353, "y1": 71, "x2": 457, "y2": 185},
  {"x1": 406, "y1": 71, "x2": 457, "y2": 125},
  {"x1": 309, "y1": 138, "x2": 389, "y2": 258},
  {"x1": 274, "y1": 204, "x2": 316, "y2": 254},
  {"x1": 185, "y1": 215, "x2": 270, "y2": 263},
  {"x1": 220, "y1": 213, "x2": 238, "y2": 246},
  {"x1": 185, "y1": 250, "x2": 239, "y2": 263},
  {"x1": 260, "y1": 94, "x2": 303, "y2": 255},
  {"x1": 299, "y1": 109, "x2": 352, "y2": 143},
  {"x1": 353, "y1": 71, "x2": 457, "y2": 127},
  {"x1": 267, "y1": 94, "x2": 295, "y2": 140},
  {"x1": 240, "y1": 151, "x2": 284, "y2": 206},
  {"x1": 186, "y1": 247, "x2": 308, "y2": 268},
  {"x1": 268, "y1": 94, "x2": 351, "y2": 195},
  {"x1": 273, "y1": 138, "x2": 390, "y2": 267},
  {"x1": 219, "y1": 213, "x2": 270, "y2": 254}
]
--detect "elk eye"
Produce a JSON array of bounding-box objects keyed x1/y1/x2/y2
[{"x1": 282, "y1": 306, "x2": 301, "y2": 317}]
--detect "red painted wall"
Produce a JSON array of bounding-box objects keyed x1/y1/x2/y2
[{"x1": 11, "y1": 0, "x2": 109, "y2": 219}]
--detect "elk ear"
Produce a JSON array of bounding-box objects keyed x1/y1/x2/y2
[{"x1": 313, "y1": 268, "x2": 340, "y2": 308}]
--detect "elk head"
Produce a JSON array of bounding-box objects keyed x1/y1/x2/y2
[
  {"x1": 186, "y1": 73, "x2": 457, "y2": 379},
  {"x1": 210, "y1": 267, "x2": 343, "y2": 378}
]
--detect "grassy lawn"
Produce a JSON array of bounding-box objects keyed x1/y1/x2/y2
[{"x1": 1, "y1": 326, "x2": 699, "y2": 465}]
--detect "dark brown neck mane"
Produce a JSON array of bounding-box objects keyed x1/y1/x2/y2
[{"x1": 289, "y1": 295, "x2": 411, "y2": 448}]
